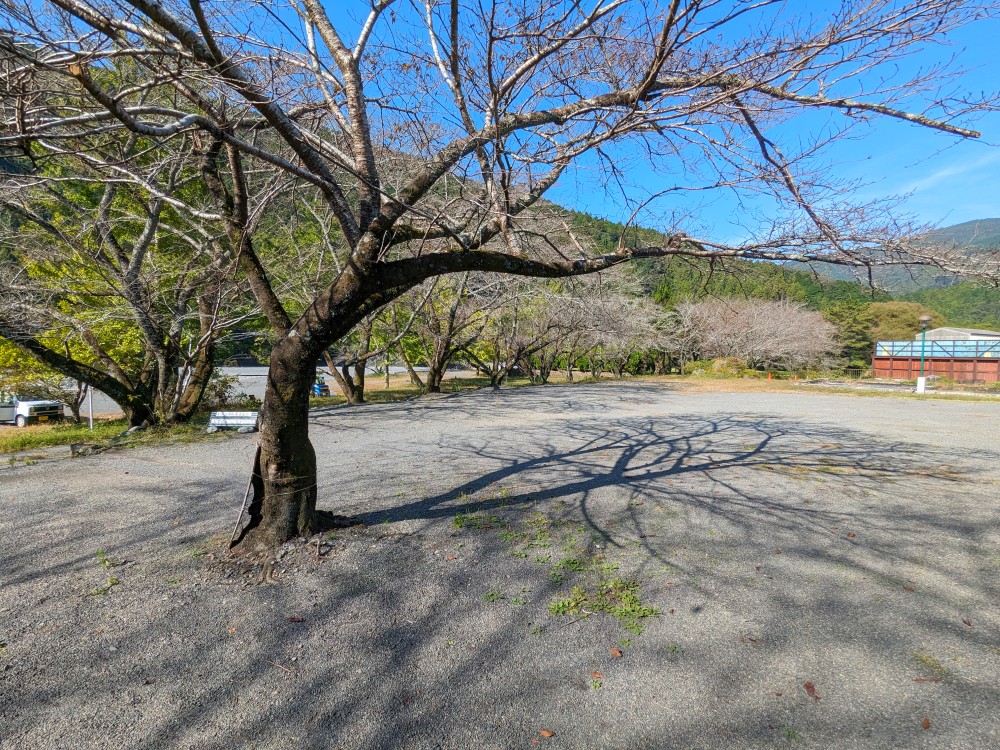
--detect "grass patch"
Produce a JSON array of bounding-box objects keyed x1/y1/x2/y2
[
  {"x1": 493, "y1": 511, "x2": 659, "y2": 634},
  {"x1": 453, "y1": 511, "x2": 501, "y2": 530},
  {"x1": 0, "y1": 420, "x2": 127, "y2": 454},
  {"x1": 0, "y1": 418, "x2": 224, "y2": 457},
  {"x1": 96, "y1": 549, "x2": 117, "y2": 570},
  {"x1": 549, "y1": 578, "x2": 659, "y2": 634}
]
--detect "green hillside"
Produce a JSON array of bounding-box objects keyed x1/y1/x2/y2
[
  {"x1": 922, "y1": 218, "x2": 1000, "y2": 249},
  {"x1": 789, "y1": 218, "x2": 1000, "y2": 293},
  {"x1": 902, "y1": 282, "x2": 1000, "y2": 330}
]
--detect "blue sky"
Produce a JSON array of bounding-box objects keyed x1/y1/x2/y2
[
  {"x1": 545, "y1": 12, "x2": 1000, "y2": 239},
  {"x1": 327, "y1": 1, "x2": 1000, "y2": 240}
]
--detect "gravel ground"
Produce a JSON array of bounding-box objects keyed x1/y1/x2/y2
[{"x1": 1, "y1": 382, "x2": 998, "y2": 750}]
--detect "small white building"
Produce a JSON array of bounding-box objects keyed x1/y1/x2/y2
[{"x1": 919, "y1": 327, "x2": 1000, "y2": 341}]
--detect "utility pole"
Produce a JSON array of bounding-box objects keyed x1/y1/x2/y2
[{"x1": 916, "y1": 315, "x2": 933, "y2": 394}]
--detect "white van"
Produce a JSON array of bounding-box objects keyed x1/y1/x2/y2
[{"x1": 0, "y1": 393, "x2": 66, "y2": 427}]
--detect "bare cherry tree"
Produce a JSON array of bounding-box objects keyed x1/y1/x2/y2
[
  {"x1": 392, "y1": 273, "x2": 491, "y2": 394},
  {"x1": 585, "y1": 291, "x2": 670, "y2": 378},
  {"x1": 679, "y1": 298, "x2": 839, "y2": 370},
  {"x1": 463, "y1": 278, "x2": 576, "y2": 387},
  {"x1": 1, "y1": 0, "x2": 997, "y2": 546}
]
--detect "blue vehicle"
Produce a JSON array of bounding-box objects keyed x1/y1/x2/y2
[{"x1": 313, "y1": 376, "x2": 330, "y2": 397}]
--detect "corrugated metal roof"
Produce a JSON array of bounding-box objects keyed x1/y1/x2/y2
[{"x1": 916, "y1": 327, "x2": 1000, "y2": 341}]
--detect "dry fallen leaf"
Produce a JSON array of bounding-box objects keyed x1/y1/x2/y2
[
  {"x1": 286, "y1": 615, "x2": 305, "y2": 623},
  {"x1": 803, "y1": 681, "x2": 820, "y2": 701},
  {"x1": 846, "y1": 533, "x2": 857, "y2": 538},
  {"x1": 539, "y1": 728, "x2": 555, "y2": 738},
  {"x1": 610, "y1": 648, "x2": 623, "y2": 658},
  {"x1": 591, "y1": 671, "x2": 604, "y2": 680},
  {"x1": 227, "y1": 627, "x2": 236, "y2": 634},
  {"x1": 774, "y1": 548, "x2": 781, "y2": 555},
  {"x1": 962, "y1": 618, "x2": 972, "y2": 627},
  {"x1": 921, "y1": 718, "x2": 931, "y2": 730},
  {"x1": 903, "y1": 586, "x2": 915, "y2": 593},
  {"x1": 446, "y1": 555, "x2": 457, "y2": 561},
  {"x1": 143, "y1": 678, "x2": 156, "y2": 686}
]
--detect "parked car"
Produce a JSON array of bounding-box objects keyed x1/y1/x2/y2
[
  {"x1": 313, "y1": 377, "x2": 330, "y2": 397},
  {"x1": 0, "y1": 393, "x2": 66, "y2": 427}
]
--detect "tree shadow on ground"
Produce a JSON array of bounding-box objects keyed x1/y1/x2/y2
[{"x1": 3, "y1": 385, "x2": 999, "y2": 749}]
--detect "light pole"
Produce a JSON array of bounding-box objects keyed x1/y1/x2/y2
[{"x1": 916, "y1": 314, "x2": 933, "y2": 394}]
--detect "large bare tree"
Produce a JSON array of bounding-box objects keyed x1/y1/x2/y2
[
  {"x1": 1, "y1": 0, "x2": 997, "y2": 546},
  {"x1": 0, "y1": 136, "x2": 250, "y2": 424}
]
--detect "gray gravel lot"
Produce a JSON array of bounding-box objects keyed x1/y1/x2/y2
[{"x1": 1, "y1": 382, "x2": 999, "y2": 750}]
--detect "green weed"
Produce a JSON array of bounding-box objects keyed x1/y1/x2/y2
[
  {"x1": 549, "y1": 578, "x2": 659, "y2": 633},
  {"x1": 96, "y1": 549, "x2": 116, "y2": 570},
  {"x1": 87, "y1": 576, "x2": 121, "y2": 596},
  {"x1": 553, "y1": 557, "x2": 588, "y2": 573},
  {"x1": 913, "y1": 650, "x2": 949, "y2": 676},
  {"x1": 454, "y1": 511, "x2": 501, "y2": 530}
]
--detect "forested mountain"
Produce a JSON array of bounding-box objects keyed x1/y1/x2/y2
[
  {"x1": 924, "y1": 218, "x2": 1000, "y2": 249},
  {"x1": 902, "y1": 283, "x2": 1000, "y2": 329},
  {"x1": 788, "y1": 218, "x2": 1000, "y2": 293},
  {"x1": 562, "y1": 210, "x2": 884, "y2": 309},
  {"x1": 566, "y1": 210, "x2": 999, "y2": 331}
]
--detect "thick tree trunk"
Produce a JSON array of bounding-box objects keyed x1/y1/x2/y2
[
  {"x1": 333, "y1": 363, "x2": 365, "y2": 403},
  {"x1": 245, "y1": 336, "x2": 320, "y2": 547},
  {"x1": 325, "y1": 352, "x2": 365, "y2": 404},
  {"x1": 398, "y1": 344, "x2": 425, "y2": 390},
  {"x1": 173, "y1": 343, "x2": 216, "y2": 421},
  {"x1": 425, "y1": 341, "x2": 452, "y2": 393},
  {"x1": 124, "y1": 396, "x2": 156, "y2": 427},
  {"x1": 519, "y1": 356, "x2": 540, "y2": 384},
  {"x1": 352, "y1": 360, "x2": 367, "y2": 400},
  {"x1": 325, "y1": 321, "x2": 371, "y2": 403},
  {"x1": 538, "y1": 362, "x2": 552, "y2": 384}
]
